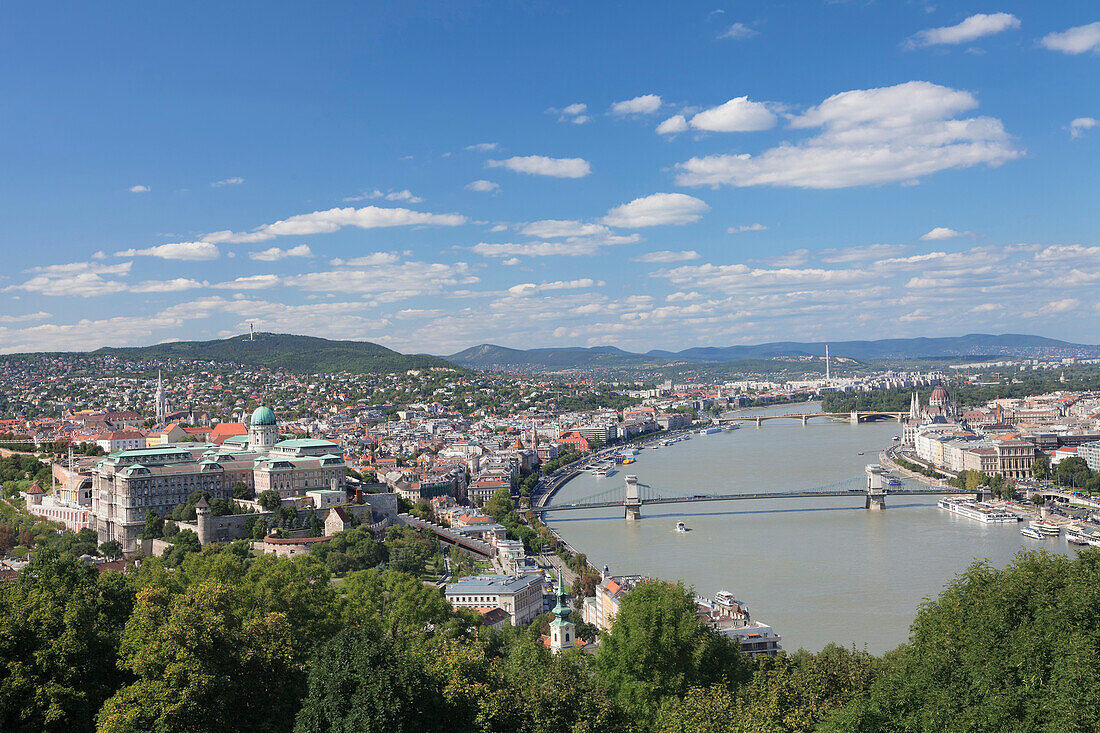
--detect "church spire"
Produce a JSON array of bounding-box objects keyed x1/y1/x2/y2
[{"x1": 548, "y1": 570, "x2": 575, "y2": 654}]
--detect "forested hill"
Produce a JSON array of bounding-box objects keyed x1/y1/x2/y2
[{"x1": 90, "y1": 333, "x2": 459, "y2": 374}]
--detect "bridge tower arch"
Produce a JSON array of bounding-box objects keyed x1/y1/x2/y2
[
  {"x1": 865, "y1": 464, "x2": 886, "y2": 511},
  {"x1": 850, "y1": 411, "x2": 860, "y2": 425},
  {"x1": 624, "y1": 474, "x2": 641, "y2": 521}
]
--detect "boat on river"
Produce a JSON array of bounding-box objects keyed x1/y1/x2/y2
[
  {"x1": 1021, "y1": 526, "x2": 1044, "y2": 540},
  {"x1": 1028, "y1": 520, "x2": 1060, "y2": 536},
  {"x1": 676, "y1": 521, "x2": 688, "y2": 533}
]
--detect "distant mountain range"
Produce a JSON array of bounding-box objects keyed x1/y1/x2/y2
[
  {"x1": 448, "y1": 334, "x2": 1100, "y2": 370},
  {"x1": 91, "y1": 333, "x2": 457, "y2": 374}
]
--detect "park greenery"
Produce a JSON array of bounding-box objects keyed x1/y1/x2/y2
[{"x1": 3, "y1": 541, "x2": 1099, "y2": 732}]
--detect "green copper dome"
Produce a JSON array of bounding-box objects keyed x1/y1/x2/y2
[{"x1": 251, "y1": 405, "x2": 276, "y2": 426}]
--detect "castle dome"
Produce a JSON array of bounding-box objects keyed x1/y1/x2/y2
[
  {"x1": 929, "y1": 386, "x2": 950, "y2": 407},
  {"x1": 251, "y1": 405, "x2": 276, "y2": 426}
]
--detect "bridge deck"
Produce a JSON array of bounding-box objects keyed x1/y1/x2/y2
[{"x1": 531, "y1": 488, "x2": 970, "y2": 513}]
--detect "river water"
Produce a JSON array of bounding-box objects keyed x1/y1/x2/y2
[{"x1": 544, "y1": 401, "x2": 1071, "y2": 654}]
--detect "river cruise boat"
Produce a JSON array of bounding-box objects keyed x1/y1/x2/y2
[
  {"x1": 698, "y1": 426, "x2": 721, "y2": 435},
  {"x1": 590, "y1": 464, "x2": 614, "y2": 478},
  {"x1": 938, "y1": 496, "x2": 1023, "y2": 524},
  {"x1": 1021, "y1": 526, "x2": 1044, "y2": 540},
  {"x1": 1066, "y1": 532, "x2": 1090, "y2": 546},
  {"x1": 676, "y1": 521, "x2": 687, "y2": 532},
  {"x1": 1028, "y1": 520, "x2": 1061, "y2": 536}
]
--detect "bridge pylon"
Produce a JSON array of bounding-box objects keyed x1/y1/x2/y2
[
  {"x1": 624, "y1": 474, "x2": 641, "y2": 521},
  {"x1": 850, "y1": 411, "x2": 859, "y2": 425},
  {"x1": 865, "y1": 464, "x2": 886, "y2": 511}
]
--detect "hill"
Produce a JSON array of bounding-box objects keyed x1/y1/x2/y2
[
  {"x1": 92, "y1": 333, "x2": 458, "y2": 374},
  {"x1": 450, "y1": 334, "x2": 1100, "y2": 371}
]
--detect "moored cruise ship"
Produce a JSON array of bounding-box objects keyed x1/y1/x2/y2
[{"x1": 938, "y1": 496, "x2": 1022, "y2": 524}]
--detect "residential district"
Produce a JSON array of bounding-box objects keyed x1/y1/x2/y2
[{"x1": 3, "y1": 351, "x2": 1100, "y2": 657}]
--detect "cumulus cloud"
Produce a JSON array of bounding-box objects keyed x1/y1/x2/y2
[
  {"x1": 690, "y1": 97, "x2": 777, "y2": 132},
  {"x1": 466, "y1": 179, "x2": 500, "y2": 192},
  {"x1": 631, "y1": 250, "x2": 702, "y2": 263},
  {"x1": 129, "y1": 278, "x2": 206, "y2": 293},
  {"x1": 520, "y1": 220, "x2": 612, "y2": 239},
  {"x1": 603, "y1": 193, "x2": 709, "y2": 227},
  {"x1": 212, "y1": 274, "x2": 281, "y2": 290},
  {"x1": 472, "y1": 233, "x2": 642, "y2": 258},
  {"x1": 283, "y1": 260, "x2": 478, "y2": 295},
  {"x1": 1041, "y1": 22, "x2": 1100, "y2": 55},
  {"x1": 507, "y1": 279, "x2": 602, "y2": 296},
  {"x1": 920, "y1": 227, "x2": 971, "y2": 240},
  {"x1": 8, "y1": 261, "x2": 133, "y2": 297},
  {"x1": 907, "y1": 13, "x2": 1020, "y2": 48},
  {"x1": 465, "y1": 142, "x2": 499, "y2": 152},
  {"x1": 1041, "y1": 298, "x2": 1080, "y2": 314},
  {"x1": 1071, "y1": 117, "x2": 1099, "y2": 138},
  {"x1": 656, "y1": 115, "x2": 689, "y2": 135},
  {"x1": 248, "y1": 244, "x2": 313, "y2": 261},
  {"x1": 550, "y1": 103, "x2": 589, "y2": 124},
  {"x1": 486, "y1": 155, "x2": 591, "y2": 178},
  {"x1": 718, "y1": 23, "x2": 758, "y2": 40},
  {"x1": 676, "y1": 81, "x2": 1020, "y2": 189},
  {"x1": 610, "y1": 94, "x2": 662, "y2": 115},
  {"x1": 0, "y1": 311, "x2": 51, "y2": 324},
  {"x1": 330, "y1": 253, "x2": 401, "y2": 267},
  {"x1": 211, "y1": 177, "x2": 245, "y2": 187},
  {"x1": 819, "y1": 244, "x2": 907, "y2": 263},
  {"x1": 202, "y1": 205, "x2": 466, "y2": 243},
  {"x1": 129, "y1": 185, "x2": 150, "y2": 193},
  {"x1": 115, "y1": 242, "x2": 220, "y2": 260},
  {"x1": 344, "y1": 189, "x2": 424, "y2": 203},
  {"x1": 728, "y1": 223, "x2": 767, "y2": 234}
]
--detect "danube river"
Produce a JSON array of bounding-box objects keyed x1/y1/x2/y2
[{"x1": 543, "y1": 402, "x2": 1071, "y2": 654}]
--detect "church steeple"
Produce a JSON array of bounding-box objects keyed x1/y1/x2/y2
[{"x1": 548, "y1": 571, "x2": 575, "y2": 654}]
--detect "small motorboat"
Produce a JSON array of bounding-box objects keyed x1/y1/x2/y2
[
  {"x1": 1020, "y1": 526, "x2": 1044, "y2": 540},
  {"x1": 676, "y1": 521, "x2": 688, "y2": 533}
]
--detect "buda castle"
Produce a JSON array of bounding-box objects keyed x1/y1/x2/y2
[{"x1": 92, "y1": 405, "x2": 346, "y2": 552}]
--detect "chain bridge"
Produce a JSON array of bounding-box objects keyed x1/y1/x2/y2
[{"x1": 529, "y1": 466, "x2": 980, "y2": 520}]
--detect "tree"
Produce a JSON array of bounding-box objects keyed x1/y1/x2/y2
[
  {"x1": 258, "y1": 490, "x2": 282, "y2": 511},
  {"x1": 251, "y1": 516, "x2": 269, "y2": 539},
  {"x1": 307, "y1": 507, "x2": 322, "y2": 537},
  {"x1": 595, "y1": 580, "x2": 750, "y2": 721},
  {"x1": 294, "y1": 626, "x2": 446, "y2": 733},
  {"x1": 1031, "y1": 456, "x2": 1051, "y2": 480},
  {"x1": 99, "y1": 540, "x2": 123, "y2": 559},
  {"x1": 232, "y1": 481, "x2": 253, "y2": 500},
  {"x1": 96, "y1": 581, "x2": 304, "y2": 733},
  {"x1": 0, "y1": 549, "x2": 133, "y2": 733},
  {"x1": 339, "y1": 568, "x2": 453, "y2": 634},
  {"x1": 139, "y1": 510, "x2": 163, "y2": 539}
]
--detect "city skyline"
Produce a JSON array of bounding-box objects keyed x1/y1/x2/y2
[{"x1": 2, "y1": 2, "x2": 1099, "y2": 353}]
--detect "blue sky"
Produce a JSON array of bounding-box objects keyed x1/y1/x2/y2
[{"x1": 2, "y1": 1, "x2": 1099, "y2": 354}]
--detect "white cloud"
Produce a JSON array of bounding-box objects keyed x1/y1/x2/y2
[
  {"x1": 507, "y1": 279, "x2": 601, "y2": 296},
  {"x1": 115, "y1": 241, "x2": 220, "y2": 260},
  {"x1": 331, "y1": 252, "x2": 401, "y2": 267},
  {"x1": 690, "y1": 97, "x2": 776, "y2": 132},
  {"x1": 344, "y1": 189, "x2": 424, "y2": 203},
  {"x1": 1071, "y1": 117, "x2": 1099, "y2": 138},
  {"x1": 129, "y1": 185, "x2": 150, "y2": 193},
  {"x1": 919, "y1": 227, "x2": 971, "y2": 240},
  {"x1": 8, "y1": 261, "x2": 133, "y2": 297},
  {"x1": 758, "y1": 249, "x2": 810, "y2": 267},
  {"x1": 1041, "y1": 22, "x2": 1100, "y2": 55},
  {"x1": 211, "y1": 177, "x2": 245, "y2": 187},
  {"x1": 212, "y1": 274, "x2": 281, "y2": 290},
  {"x1": 249, "y1": 244, "x2": 313, "y2": 261},
  {"x1": 472, "y1": 233, "x2": 642, "y2": 258},
  {"x1": 520, "y1": 220, "x2": 612, "y2": 239},
  {"x1": 563, "y1": 103, "x2": 587, "y2": 116},
  {"x1": 466, "y1": 179, "x2": 500, "y2": 192},
  {"x1": 465, "y1": 142, "x2": 499, "y2": 152},
  {"x1": 283, "y1": 260, "x2": 478, "y2": 295},
  {"x1": 486, "y1": 155, "x2": 591, "y2": 178},
  {"x1": 820, "y1": 244, "x2": 907, "y2": 263},
  {"x1": 631, "y1": 250, "x2": 702, "y2": 263},
  {"x1": 676, "y1": 81, "x2": 1020, "y2": 189},
  {"x1": 728, "y1": 223, "x2": 767, "y2": 234},
  {"x1": 0, "y1": 311, "x2": 51, "y2": 323},
  {"x1": 550, "y1": 103, "x2": 589, "y2": 124},
  {"x1": 718, "y1": 23, "x2": 758, "y2": 40},
  {"x1": 907, "y1": 13, "x2": 1020, "y2": 48},
  {"x1": 611, "y1": 94, "x2": 662, "y2": 115},
  {"x1": 1040, "y1": 298, "x2": 1080, "y2": 314},
  {"x1": 603, "y1": 193, "x2": 709, "y2": 227},
  {"x1": 656, "y1": 115, "x2": 689, "y2": 135},
  {"x1": 129, "y1": 278, "x2": 206, "y2": 293},
  {"x1": 202, "y1": 205, "x2": 466, "y2": 243}
]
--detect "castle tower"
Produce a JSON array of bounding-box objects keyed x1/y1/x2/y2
[
  {"x1": 248, "y1": 405, "x2": 278, "y2": 451},
  {"x1": 195, "y1": 495, "x2": 212, "y2": 545},
  {"x1": 548, "y1": 571, "x2": 575, "y2": 654}
]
